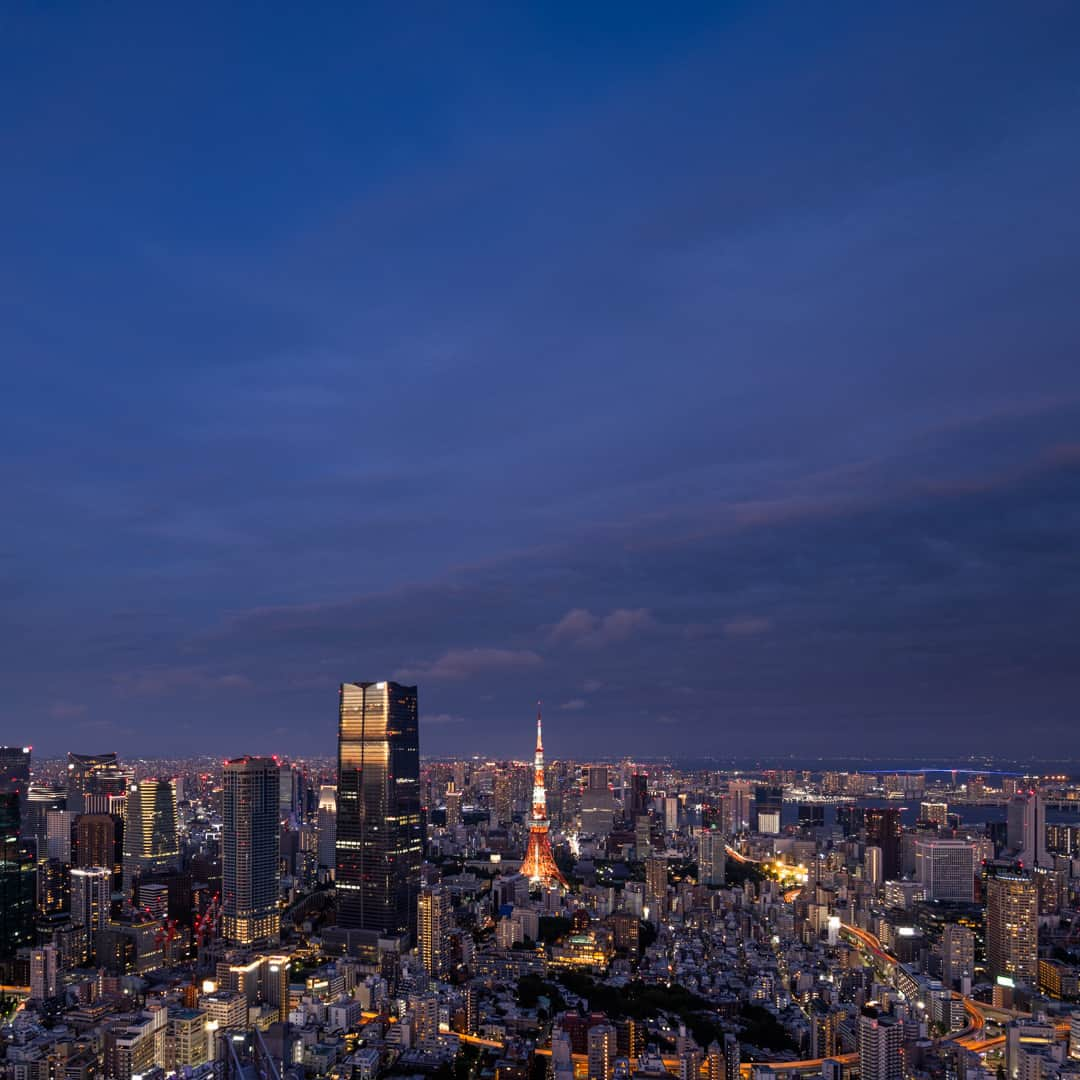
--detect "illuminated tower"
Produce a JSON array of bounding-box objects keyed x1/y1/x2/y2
[
  {"x1": 335, "y1": 681, "x2": 422, "y2": 942},
  {"x1": 222, "y1": 756, "x2": 281, "y2": 946},
  {"x1": 520, "y1": 705, "x2": 566, "y2": 888},
  {"x1": 122, "y1": 778, "x2": 179, "y2": 890}
]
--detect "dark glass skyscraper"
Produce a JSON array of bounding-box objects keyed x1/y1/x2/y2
[
  {"x1": 0, "y1": 792, "x2": 35, "y2": 958},
  {"x1": 0, "y1": 747, "x2": 31, "y2": 821},
  {"x1": 865, "y1": 807, "x2": 903, "y2": 881},
  {"x1": 336, "y1": 681, "x2": 421, "y2": 942},
  {"x1": 222, "y1": 757, "x2": 280, "y2": 946}
]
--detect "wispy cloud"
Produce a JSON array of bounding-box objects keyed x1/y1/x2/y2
[
  {"x1": 550, "y1": 608, "x2": 654, "y2": 648},
  {"x1": 395, "y1": 648, "x2": 543, "y2": 682},
  {"x1": 723, "y1": 616, "x2": 773, "y2": 638}
]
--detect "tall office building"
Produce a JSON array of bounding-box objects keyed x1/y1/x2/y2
[
  {"x1": 222, "y1": 757, "x2": 281, "y2": 946},
  {"x1": 727, "y1": 780, "x2": 754, "y2": 833},
  {"x1": 24, "y1": 784, "x2": 66, "y2": 863},
  {"x1": 70, "y1": 866, "x2": 111, "y2": 963},
  {"x1": 915, "y1": 839, "x2": 976, "y2": 902},
  {"x1": 122, "y1": 779, "x2": 179, "y2": 890},
  {"x1": 66, "y1": 751, "x2": 120, "y2": 813},
  {"x1": 0, "y1": 792, "x2": 34, "y2": 958},
  {"x1": 625, "y1": 773, "x2": 648, "y2": 819},
  {"x1": 1007, "y1": 791, "x2": 1051, "y2": 868},
  {"x1": 77, "y1": 813, "x2": 121, "y2": 874},
  {"x1": 986, "y1": 870, "x2": 1038, "y2": 984},
  {"x1": 864, "y1": 808, "x2": 903, "y2": 881},
  {"x1": 864, "y1": 846, "x2": 883, "y2": 888},
  {"x1": 857, "y1": 1010, "x2": 903, "y2": 1080},
  {"x1": 317, "y1": 786, "x2": 337, "y2": 872},
  {"x1": 0, "y1": 747, "x2": 31, "y2": 822},
  {"x1": 46, "y1": 809, "x2": 76, "y2": 863},
  {"x1": 753, "y1": 785, "x2": 783, "y2": 834},
  {"x1": 417, "y1": 886, "x2": 451, "y2": 978},
  {"x1": 336, "y1": 681, "x2": 422, "y2": 941},
  {"x1": 698, "y1": 826, "x2": 727, "y2": 887}
]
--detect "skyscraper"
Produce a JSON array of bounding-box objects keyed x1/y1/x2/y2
[
  {"x1": 417, "y1": 886, "x2": 451, "y2": 978},
  {"x1": 317, "y1": 786, "x2": 337, "y2": 872},
  {"x1": 76, "y1": 813, "x2": 121, "y2": 875},
  {"x1": 0, "y1": 746, "x2": 31, "y2": 822},
  {"x1": 986, "y1": 870, "x2": 1038, "y2": 984},
  {"x1": 864, "y1": 808, "x2": 903, "y2": 881},
  {"x1": 122, "y1": 779, "x2": 180, "y2": 891},
  {"x1": 222, "y1": 757, "x2": 281, "y2": 946},
  {"x1": 914, "y1": 839, "x2": 976, "y2": 902},
  {"x1": 71, "y1": 865, "x2": 112, "y2": 961},
  {"x1": 66, "y1": 751, "x2": 120, "y2": 813},
  {"x1": 645, "y1": 853, "x2": 667, "y2": 925},
  {"x1": 698, "y1": 827, "x2": 727, "y2": 887},
  {"x1": 0, "y1": 792, "x2": 34, "y2": 958},
  {"x1": 520, "y1": 706, "x2": 567, "y2": 889},
  {"x1": 24, "y1": 784, "x2": 66, "y2": 863},
  {"x1": 1007, "y1": 790, "x2": 1051, "y2": 868},
  {"x1": 753, "y1": 785, "x2": 783, "y2": 834},
  {"x1": 336, "y1": 681, "x2": 422, "y2": 941}
]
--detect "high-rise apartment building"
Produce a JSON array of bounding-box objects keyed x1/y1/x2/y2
[
  {"x1": 915, "y1": 839, "x2": 976, "y2": 902},
  {"x1": 645, "y1": 854, "x2": 667, "y2": 925},
  {"x1": 587, "y1": 1022, "x2": 617, "y2": 1080},
  {"x1": 942, "y1": 924, "x2": 975, "y2": 990},
  {"x1": 417, "y1": 886, "x2": 451, "y2": 978},
  {"x1": 920, "y1": 802, "x2": 949, "y2": 827},
  {"x1": 222, "y1": 757, "x2": 281, "y2": 946},
  {"x1": 857, "y1": 1010, "x2": 903, "y2": 1080},
  {"x1": 493, "y1": 772, "x2": 512, "y2": 826},
  {"x1": 698, "y1": 827, "x2": 727, "y2": 887},
  {"x1": 986, "y1": 870, "x2": 1038, "y2": 984},
  {"x1": 70, "y1": 866, "x2": 112, "y2": 934},
  {"x1": 30, "y1": 943, "x2": 59, "y2": 1001},
  {"x1": 336, "y1": 681, "x2": 422, "y2": 942},
  {"x1": 122, "y1": 779, "x2": 180, "y2": 890}
]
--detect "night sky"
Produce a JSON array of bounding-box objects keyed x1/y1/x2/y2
[{"x1": 3, "y1": 4, "x2": 1079, "y2": 760}]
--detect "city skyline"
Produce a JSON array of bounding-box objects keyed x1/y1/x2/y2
[{"x1": 2, "y1": 5, "x2": 1080, "y2": 757}]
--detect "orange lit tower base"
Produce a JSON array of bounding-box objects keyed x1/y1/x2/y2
[{"x1": 520, "y1": 706, "x2": 567, "y2": 889}]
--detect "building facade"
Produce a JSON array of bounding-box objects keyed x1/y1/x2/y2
[
  {"x1": 222, "y1": 757, "x2": 281, "y2": 946},
  {"x1": 335, "y1": 681, "x2": 422, "y2": 941}
]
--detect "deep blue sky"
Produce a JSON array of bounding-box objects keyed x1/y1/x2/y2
[{"x1": 3, "y1": 3, "x2": 1079, "y2": 760}]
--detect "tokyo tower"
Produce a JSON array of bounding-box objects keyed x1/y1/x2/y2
[{"x1": 520, "y1": 704, "x2": 567, "y2": 888}]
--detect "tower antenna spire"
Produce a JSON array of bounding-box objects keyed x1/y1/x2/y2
[{"x1": 536, "y1": 700, "x2": 543, "y2": 752}]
